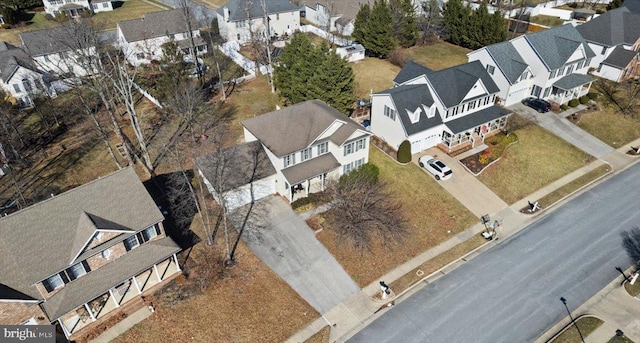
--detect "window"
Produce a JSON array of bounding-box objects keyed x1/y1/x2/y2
[
  {"x1": 577, "y1": 60, "x2": 585, "y2": 69},
  {"x1": 519, "y1": 70, "x2": 530, "y2": 81},
  {"x1": 356, "y1": 138, "x2": 366, "y2": 151},
  {"x1": 44, "y1": 54, "x2": 50, "y2": 63},
  {"x1": 66, "y1": 261, "x2": 88, "y2": 281},
  {"x1": 344, "y1": 138, "x2": 366, "y2": 156},
  {"x1": 300, "y1": 148, "x2": 312, "y2": 162},
  {"x1": 344, "y1": 143, "x2": 354, "y2": 156},
  {"x1": 124, "y1": 235, "x2": 139, "y2": 251},
  {"x1": 21, "y1": 79, "x2": 31, "y2": 93},
  {"x1": 343, "y1": 158, "x2": 365, "y2": 174},
  {"x1": 601, "y1": 46, "x2": 607, "y2": 55},
  {"x1": 136, "y1": 52, "x2": 144, "y2": 60},
  {"x1": 168, "y1": 33, "x2": 175, "y2": 40},
  {"x1": 141, "y1": 226, "x2": 158, "y2": 242},
  {"x1": 42, "y1": 274, "x2": 64, "y2": 292},
  {"x1": 235, "y1": 20, "x2": 245, "y2": 28},
  {"x1": 383, "y1": 105, "x2": 396, "y2": 120},
  {"x1": 283, "y1": 153, "x2": 295, "y2": 167},
  {"x1": 276, "y1": 13, "x2": 279, "y2": 20},
  {"x1": 566, "y1": 65, "x2": 574, "y2": 75},
  {"x1": 531, "y1": 85, "x2": 541, "y2": 97},
  {"x1": 12, "y1": 84, "x2": 20, "y2": 93},
  {"x1": 91, "y1": 3, "x2": 97, "y2": 9},
  {"x1": 102, "y1": 2, "x2": 108, "y2": 7},
  {"x1": 486, "y1": 65, "x2": 495, "y2": 75},
  {"x1": 317, "y1": 142, "x2": 328, "y2": 155},
  {"x1": 549, "y1": 70, "x2": 556, "y2": 79}
]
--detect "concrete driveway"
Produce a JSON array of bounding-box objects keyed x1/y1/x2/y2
[
  {"x1": 414, "y1": 149, "x2": 508, "y2": 217},
  {"x1": 229, "y1": 196, "x2": 360, "y2": 314},
  {"x1": 510, "y1": 103, "x2": 614, "y2": 158}
]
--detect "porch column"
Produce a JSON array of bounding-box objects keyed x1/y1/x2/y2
[
  {"x1": 153, "y1": 264, "x2": 162, "y2": 281},
  {"x1": 586, "y1": 82, "x2": 592, "y2": 94},
  {"x1": 132, "y1": 276, "x2": 142, "y2": 294},
  {"x1": 83, "y1": 303, "x2": 96, "y2": 322},
  {"x1": 305, "y1": 180, "x2": 309, "y2": 197},
  {"x1": 58, "y1": 319, "x2": 71, "y2": 339},
  {"x1": 321, "y1": 174, "x2": 325, "y2": 191},
  {"x1": 108, "y1": 289, "x2": 120, "y2": 308},
  {"x1": 173, "y1": 254, "x2": 181, "y2": 272}
]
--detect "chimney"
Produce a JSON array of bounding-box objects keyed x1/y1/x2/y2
[{"x1": 223, "y1": 7, "x2": 229, "y2": 22}]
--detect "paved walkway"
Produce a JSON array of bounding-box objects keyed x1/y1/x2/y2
[{"x1": 91, "y1": 306, "x2": 152, "y2": 343}]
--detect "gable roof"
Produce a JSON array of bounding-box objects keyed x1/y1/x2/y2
[
  {"x1": 445, "y1": 106, "x2": 509, "y2": 134},
  {"x1": 305, "y1": 0, "x2": 363, "y2": 23},
  {"x1": 0, "y1": 42, "x2": 42, "y2": 83},
  {"x1": 374, "y1": 84, "x2": 443, "y2": 136},
  {"x1": 118, "y1": 9, "x2": 199, "y2": 43},
  {"x1": 0, "y1": 167, "x2": 164, "y2": 299},
  {"x1": 624, "y1": 0, "x2": 640, "y2": 14},
  {"x1": 393, "y1": 60, "x2": 433, "y2": 84},
  {"x1": 426, "y1": 60, "x2": 500, "y2": 108},
  {"x1": 576, "y1": 7, "x2": 640, "y2": 47},
  {"x1": 485, "y1": 41, "x2": 529, "y2": 85},
  {"x1": 602, "y1": 45, "x2": 639, "y2": 68},
  {"x1": 195, "y1": 140, "x2": 276, "y2": 193},
  {"x1": 241, "y1": 99, "x2": 365, "y2": 157},
  {"x1": 525, "y1": 23, "x2": 595, "y2": 70},
  {"x1": 20, "y1": 26, "x2": 87, "y2": 57},
  {"x1": 217, "y1": 0, "x2": 300, "y2": 21}
]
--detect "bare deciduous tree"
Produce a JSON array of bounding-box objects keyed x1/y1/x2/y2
[
  {"x1": 594, "y1": 78, "x2": 640, "y2": 119},
  {"x1": 622, "y1": 227, "x2": 640, "y2": 267}
]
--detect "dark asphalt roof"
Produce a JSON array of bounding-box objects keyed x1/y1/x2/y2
[
  {"x1": 217, "y1": 0, "x2": 301, "y2": 21},
  {"x1": 195, "y1": 140, "x2": 276, "y2": 193},
  {"x1": 281, "y1": 153, "x2": 340, "y2": 185},
  {"x1": 374, "y1": 84, "x2": 443, "y2": 136},
  {"x1": 0, "y1": 42, "x2": 42, "y2": 83},
  {"x1": 426, "y1": 61, "x2": 500, "y2": 108},
  {"x1": 445, "y1": 106, "x2": 510, "y2": 134},
  {"x1": 525, "y1": 24, "x2": 595, "y2": 70},
  {"x1": 624, "y1": 0, "x2": 640, "y2": 14},
  {"x1": 118, "y1": 9, "x2": 200, "y2": 42},
  {"x1": 602, "y1": 46, "x2": 639, "y2": 68},
  {"x1": 553, "y1": 73, "x2": 595, "y2": 90},
  {"x1": 485, "y1": 41, "x2": 529, "y2": 85},
  {"x1": 393, "y1": 60, "x2": 433, "y2": 84},
  {"x1": 576, "y1": 7, "x2": 640, "y2": 46}
]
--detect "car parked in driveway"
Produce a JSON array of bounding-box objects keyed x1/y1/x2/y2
[
  {"x1": 418, "y1": 155, "x2": 453, "y2": 180},
  {"x1": 522, "y1": 97, "x2": 551, "y2": 113}
]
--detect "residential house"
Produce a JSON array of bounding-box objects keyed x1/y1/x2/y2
[
  {"x1": 43, "y1": 0, "x2": 113, "y2": 18},
  {"x1": 302, "y1": 0, "x2": 360, "y2": 36},
  {"x1": 576, "y1": 6, "x2": 640, "y2": 82},
  {"x1": 216, "y1": 0, "x2": 301, "y2": 44},
  {"x1": 117, "y1": 9, "x2": 208, "y2": 66},
  {"x1": 0, "y1": 42, "x2": 51, "y2": 107},
  {"x1": 20, "y1": 27, "x2": 97, "y2": 78},
  {"x1": 370, "y1": 60, "x2": 510, "y2": 155},
  {"x1": 197, "y1": 99, "x2": 371, "y2": 208},
  {"x1": 468, "y1": 23, "x2": 596, "y2": 106},
  {"x1": 0, "y1": 167, "x2": 181, "y2": 341}
]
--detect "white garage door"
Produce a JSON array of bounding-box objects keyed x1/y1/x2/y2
[
  {"x1": 422, "y1": 134, "x2": 441, "y2": 150},
  {"x1": 225, "y1": 179, "x2": 276, "y2": 210},
  {"x1": 411, "y1": 139, "x2": 422, "y2": 154}
]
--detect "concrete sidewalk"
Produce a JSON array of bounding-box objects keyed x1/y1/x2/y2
[{"x1": 91, "y1": 307, "x2": 152, "y2": 343}]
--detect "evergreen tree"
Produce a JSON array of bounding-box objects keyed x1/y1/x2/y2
[
  {"x1": 607, "y1": 0, "x2": 623, "y2": 10},
  {"x1": 471, "y1": 1, "x2": 491, "y2": 49},
  {"x1": 390, "y1": 0, "x2": 418, "y2": 48},
  {"x1": 489, "y1": 8, "x2": 507, "y2": 45},
  {"x1": 367, "y1": 0, "x2": 396, "y2": 58},
  {"x1": 443, "y1": 0, "x2": 469, "y2": 46},
  {"x1": 444, "y1": 0, "x2": 505, "y2": 49},
  {"x1": 274, "y1": 33, "x2": 321, "y2": 105},
  {"x1": 309, "y1": 46, "x2": 356, "y2": 114},
  {"x1": 352, "y1": 3, "x2": 371, "y2": 47}
]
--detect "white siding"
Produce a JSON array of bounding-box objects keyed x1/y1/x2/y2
[
  {"x1": 370, "y1": 94, "x2": 407, "y2": 149},
  {"x1": 218, "y1": 10, "x2": 300, "y2": 44},
  {"x1": 597, "y1": 64, "x2": 623, "y2": 82}
]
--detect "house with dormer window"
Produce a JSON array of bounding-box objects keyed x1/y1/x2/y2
[
  {"x1": 370, "y1": 60, "x2": 510, "y2": 155},
  {"x1": 0, "y1": 167, "x2": 181, "y2": 341},
  {"x1": 468, "y1": 23, "x2": 596, "y2": 106},
  {"x1": 196, "y1": 99, "x2": 371, "y2": 209}
]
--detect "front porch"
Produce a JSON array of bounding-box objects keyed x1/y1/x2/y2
[
  {"x1": 54, "y1": 252, "x2": 181, "y2": 340},
  {"x1": 548, "y1": 74, "x2": 594, "y2": 105},
  {"x1": 282, "y1": 154, "x2": 341, "y2": 203},
  {"x1": 440, "y1": 106, "x2": 509, "y2": 155}
]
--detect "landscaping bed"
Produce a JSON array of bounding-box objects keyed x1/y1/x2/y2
[{"x1": 459, "y1": 133, "x2": 518, "y2": 175}]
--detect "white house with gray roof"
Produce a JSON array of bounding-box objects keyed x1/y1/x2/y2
[
  {"x1": 43, "y1": 0, "x2": 113, "y2": 18},
  {"x1": 197, "y1": 100, "x2": 371, "y2": 207},
  {"x1": 576, "y1": 6, "x2": 640, "y2": 82},
  {"x1": 371, "y1": 60, "x2": 510, "y2": 155},
  {"x1": 0, "y1": 167, "x2": 181, "y2": 341},
  {"x1": 117, "y1": 9, "x2": 208, "y2": 66},
  {"x1": 469, "y1": 23, "x2": 595, "y2": 106},
  {"x1": 0, "y1": 42, "x2": 52, "y2": 107},
  {"x1": 216, "y1": 0, "x2": 301, "y2": 44}
]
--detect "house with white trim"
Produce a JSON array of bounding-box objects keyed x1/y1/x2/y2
[
  {"x1": 576, "y1": 6, "x2": 640, "y2": 82},
  {"x1": 370, "y1": 60, "x2": 510, "y2": 155},
  {"x1": 216, "y1": 0, "x2": 301, "y2": 44},
  {"x1": 0, "y1": 42, "x2": 52, "y2": 107},
  {"x1": 0, "y1": 167, "x2": 181, "y2": 342},
  {"x1": 302, "y1": 0, "x2": 360, "y2": 36},
  {"x1": 117, "y1": 9, "x2": 208, "y2": 66},
  {"x1": 197, "y1": 99, "x2": 371, "y2": 209},
  {"x1": 43, "y1": 0, "x2": 113, "y2": 18},
  {"x1": 468, "y1": 23, "x2": 596, "y2": 107}
]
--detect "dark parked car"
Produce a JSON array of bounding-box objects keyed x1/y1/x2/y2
[{"x1": 522, "y1": 97, "x2": 551, "y2": 113}]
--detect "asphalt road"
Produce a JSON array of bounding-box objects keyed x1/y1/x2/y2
[{"x1": 349, "y1": 162, "x2": 640, "y2": 343}]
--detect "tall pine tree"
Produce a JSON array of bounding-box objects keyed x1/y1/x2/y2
[
  {"x1": 352, "y1": 4, "x2": 371, "y2": 48},
  {"x1": 367, "y1": 0, "x2": 396, "y2": 58},
  {"x1": 443, "y1": 0, "x2": 470, "y2": 47},
  {"x1": 390, "y1": 0, "x2": 418, "y2": 48}
]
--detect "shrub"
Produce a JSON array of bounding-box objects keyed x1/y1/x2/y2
[
  {"x1": 44, "y1": 13, "x2": 54, "y2": 20},
  {"x1": 387, "y1": 48, "x2": 407, "y2": 68},
  {"x1": 0, "y1": 24, "x2": 10, "y2": 29},
  {"x1": 588, "y1": 92, "x2": 598, "y2": 100},
  {"x1": 291, "y1": 191, "x2": 331, "y2": 211},
  {"x1": 560, "y1": 104, "x2": 569, "y2": 111},
  {"x1": 568, "y1": 99, "x2": 579, "y2": 107},
  {"x1": 579, "y1": 95, "x2": 589, "y2": 104},
  {"x1": 357, "y1": 163, "x2": 380, "y2": 183},
  {"x1": 397, "y1": 140, "x2": 412, "y2": 163}
]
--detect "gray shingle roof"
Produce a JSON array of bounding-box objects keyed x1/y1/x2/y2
[
  {"x1": 304, "y1": 0, "x2": 362, "y2": 22},
  {"x1": 195, "y1": 140, "x2": 277, "y2": 193},
  {"x1": 20, "y1": 26, "x2": 87, "y2": 57},
  {"x1": 602, "y1": 45, "x2": 639, "y2": 68},
  {"x1": 426, "y1": 60, "x2": 500, "y2": 108},
  {"x1": 216, "y1": 0, "x2": 301, "y2": 21},
  {"x1": 241, "y1": 99, "x2": 364, "y2": 157},
  {"x1": 485, "y1": 41, "x2": 529, "y2": 85},
  {"x1": 281, "y1": 153, "x2": 340, "y2": 185},
  {"x1": 525, "y1": 24, "x2": 596, "y2": 70},
  {"x1": 375, "y1": 84, "x2": 443, "y2": 136},
  {"x1": 42, "y1": 237, "x2": 180, "y2": 321},
  {"x1": 445, "y1": 106, "x2": 509, "y2": 134},
  {"x1": 0, "y1": 167, "x2": 165, "y2": 299},
  {"x1": 393, "y1": 60, "x2": 433, "y2": 84},
  {"x1": 553, "y1": 73, "x2": 595, "y2": 90},
  {"x1": 576, "y1": 7, "x2": 640, "y2": 47},
  {"x1": 118, "y1": 9, "x2": 200, "y2": 43},
  {"x1": 0, "y1": 42, "x2": 42, "y2": 83},
  {"x1": 624, "y1": 0, "x2": 640, "y2": 14}
]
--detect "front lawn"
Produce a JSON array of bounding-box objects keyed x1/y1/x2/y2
[
  {"x1": 404, "y1": 41, "x2": 471, "y2": 71},
  {"x1": 529, "y1": 15, "x2": 566, "y2": 27},
  {"x1": 352, "y1": 58, "x2": 401, "y2": 100},
  {"x1": 91, "y1": 0, "x2": 167, "y2": 30},
  {"x1": 576, "y1": 105, "x2": 640, "y2": 148},
  {"x1": 478, "y1": 115, "x2": 594, "y2": 205},
  {"x1": 225, "y1": 75, "x2": 281, "y2": 140},
  {"x1": 314, "y1": 147, "x2": 477, "y2": 287},
  {"x1": 552, "y1": 316, "x2": 603, "y2": 343}
]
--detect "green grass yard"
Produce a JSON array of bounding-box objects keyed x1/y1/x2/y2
[
  {"x1": 352, "y1": 58, "x2": 401, "y2": 100},
  {"x1": 576, "y1": 105, "x2": 640, "y2": 149},
  {"x1": 404, "y1": 41, "x2": 471, "y2": 71}
]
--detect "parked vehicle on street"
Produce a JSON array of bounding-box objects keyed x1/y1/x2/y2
[
  {"x1": 418, "y1": 155, "x2": 453, "y2": 180},
  {"x1": 522, "y1": 97, "x2": 551, "y2": 113}
]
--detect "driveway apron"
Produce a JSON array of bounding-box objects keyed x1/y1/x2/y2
[
  {"x1": 229, "y1": 196, "x2": 360, "y2": 314},
  {"x1": 510, "y1": 103, "x2": 613, "y2": 158}
]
